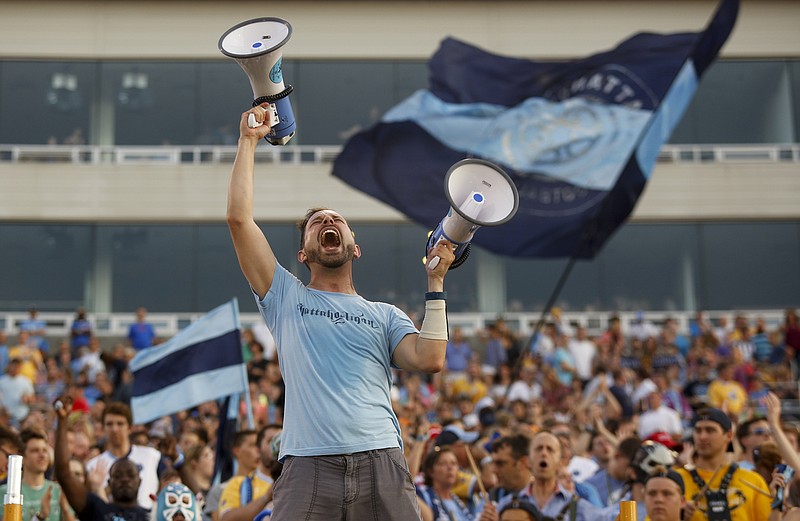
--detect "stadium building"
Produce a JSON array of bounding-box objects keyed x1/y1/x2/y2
[{"x1": 0, "y1": 0, "x2": 798, "y2": 337}]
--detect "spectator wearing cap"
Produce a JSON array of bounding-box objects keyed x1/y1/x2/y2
[
  {"x1": 643, "y1": 468, "x2": 686, "y2": 521},
  {"x1": 677, "y1": 407, "x2": 771, "y2": 521},
  {"x1": 646, "y1": 432, "x2": 682, "y2": 453},
  {"x1": 498, "y1": 498, "x2": 543, "y2": 521}
]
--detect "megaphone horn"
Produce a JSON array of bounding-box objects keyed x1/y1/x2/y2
[
  {"x1": 219, "y1": 17, "x2": 296, "y2": 145},
  {"x1": 426, "y1": 159, "x2": 519, "y2": 270}
]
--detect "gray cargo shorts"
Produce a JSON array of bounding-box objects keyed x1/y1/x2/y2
[{"x1": 269, "y1": 447, "x2": 421, "y2": 521}]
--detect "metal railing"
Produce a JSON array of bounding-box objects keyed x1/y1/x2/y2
[
  {"x1": 0, "y1": 144, "x2": 342, "y2": 165},
  {"x1": 0, "y1": 309, "x2": 789, "y2": 340},
  {"x1": 0, "y1": 144, "x2": 798, "y2": 166}
]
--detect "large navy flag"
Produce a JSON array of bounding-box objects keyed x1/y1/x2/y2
[
  {"x1": 130, "y1": 299, "x2": 247, "y2": 424},
  {"x1": 333, "y1": 0, "x2": 738, "y2": 258}
]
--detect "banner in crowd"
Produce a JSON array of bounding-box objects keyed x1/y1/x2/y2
[
  {"x1": 129, "y1": 299, "x2": 248, "y2": 424},
  {"x1": 332, "y1": 0, "x2": 739, "y2": 259}
]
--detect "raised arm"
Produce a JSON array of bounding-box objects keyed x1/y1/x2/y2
[
  {"x1": 765, "y1": 392, "x2": 800, "y2": 472},
  {"x1": 54, "y1": 398, "x2": 88, "y2": 515},
  {"x1": 227, "y1": 104, "x2": 279, "y2": 299},
  {"x1": 392, "y1": 239, "x2": 455, "y2": 373}
]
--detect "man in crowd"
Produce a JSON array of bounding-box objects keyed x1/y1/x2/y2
[
  {"x1": 643, "y1": 469, "x2": 686, "y2": 521},
  {"x1": 220, "y1": 424, "x2": 282, "y2": 521},
  {"x1": 204, "y1": 429, "x2": 261, "y2": 521},
  {"x1": 480, "y1": 431, "x2": 598, "y2": 520},
  {"x1": 585, "y1": 436, "x2": 642, "y2": 507},
  {"x1": 485, "y1": 434, "x2": 534, "y2": 504},
  {"x1": 86, "y1": 402, "x2": 161, "y2": 510},
  {"x1": 127, "y1": 307, "x2": 156, "y2": 350},
  {"x1": 55, "y1": 397, "x2": 149, "y2": 521},
  {"x1": 0, "y1": 428, "x2": 70, "y2": 521},
  {"x1": 677, "y1": 407, "x2": 771, "y2": 520},
  {"x1": 0, "y1": 359, "x2": 34, "y2": 426}
]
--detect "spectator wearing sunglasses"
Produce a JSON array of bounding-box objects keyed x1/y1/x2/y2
[{"x1": 737, "y1": 417, "x2": 773, "y2": 471}]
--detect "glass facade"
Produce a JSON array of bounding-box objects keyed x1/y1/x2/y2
[
  {"x1": 0, "y1": 221, "x2": 797, "y2": 314},
  {"x1": 0, "y1": 58, "x2": 798, "y2": 315},
  {"x1": 1, "y1": 59, "x2": 798, "y2": 146}
]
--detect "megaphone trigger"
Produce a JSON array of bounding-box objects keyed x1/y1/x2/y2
[
  {"x1": 427, "y1": 256, "x2": 441, "y2": 271},
  {"x1": 247, "y1": 113, "x2": 261, "y2": 128}
]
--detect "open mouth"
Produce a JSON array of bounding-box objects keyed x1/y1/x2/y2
[{"x1": 320, "y1": 229, "x2": 341, "y2": 248}]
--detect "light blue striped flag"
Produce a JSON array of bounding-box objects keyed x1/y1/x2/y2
[{"x1": 129, "y1": 299, "x2": 248, "y2": 425}]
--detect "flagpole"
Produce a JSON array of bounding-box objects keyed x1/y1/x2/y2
[
  {"x1": 505, "y1": 218, "x2": 598, "y2": 403},
  {"x1": 241, "y1": 364, "x2": 255, "y2": 429},
  {"x1": 231, "y1": 298, "x2": 256, "y2": 429}
]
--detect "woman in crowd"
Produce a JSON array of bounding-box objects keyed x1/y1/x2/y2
[{"x1": 417, "y1": 447, "x2": 478, "y2": 521}]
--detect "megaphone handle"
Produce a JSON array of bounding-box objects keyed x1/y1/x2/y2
[
  {"x1": 247, "y1": 113, "x2": 262, "y2": 129},
  {"x1": 427, "y1": 256, "x2": 441, "y2": 270}
]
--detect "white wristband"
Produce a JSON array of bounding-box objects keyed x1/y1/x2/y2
[{"x1": 419, "y1": 299, "x2": 448, "y2": 340}]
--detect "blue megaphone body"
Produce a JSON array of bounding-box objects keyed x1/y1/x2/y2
[{"x1": 219, "y1": 17, "x2": 296, "y2": 145}]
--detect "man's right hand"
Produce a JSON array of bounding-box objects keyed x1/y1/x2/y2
[{"x1": 240, "y1": 103, "x2": 275, "y2": 142}]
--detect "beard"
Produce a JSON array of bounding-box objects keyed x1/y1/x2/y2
[{"x1": 305, "y1": 242, "x2": 355, "y2": 268}]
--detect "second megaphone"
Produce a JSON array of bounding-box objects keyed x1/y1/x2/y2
[
  {"x1": 426, "y1": 159, "x2": 519, "y2": 270},
  {"x1": 219, "y1": 17, "x2": 296, "y2": 145}
]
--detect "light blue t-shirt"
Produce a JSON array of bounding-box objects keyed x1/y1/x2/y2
[{"x1": 256, "y1": 264, "x2": 418, "y2": 460}]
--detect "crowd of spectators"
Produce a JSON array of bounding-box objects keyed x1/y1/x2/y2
[{"x1": 0, "y1": 306, "x2": 799, "y2": 520}]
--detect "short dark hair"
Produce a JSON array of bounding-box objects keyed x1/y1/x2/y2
[
  {"x1": 490, "y1": 434, "x2": 530, "y2": 460},
  {"x1": 617, "y1": 436, "x2": 643, "y2": 463},
  {"x1": 0, "y1": 425, "x2": 23, "y2": 453},
  {"x1": 256, "y1": 424, "x2": 282, "y2": 448},
  {"x1": 19, "y1": 427, "x2": 47, "y2": 448},
  {"x1": 736, "y1": 416, "x2": 768, "y2": 443},
  {"x1": 102, "y1": 402, "x2": 133, "y2": 426},
  {"x1": 232, "y1": 429, "x2": 257, "y2": 449}
]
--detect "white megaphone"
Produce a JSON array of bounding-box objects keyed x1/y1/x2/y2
[
  {"x1": 426, "y1": 159, "x2": 519, "y2": 270},
  {"x1": 219, "y1": 17, "x2": 296, "y2": 145}
]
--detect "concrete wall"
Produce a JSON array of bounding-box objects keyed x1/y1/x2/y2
[
  {"x1": 0, "y1": 1, "x2": 797, "y2": 60},
  {"x1": 1, "y1": 159, "x2": 799, "y2": 223}
]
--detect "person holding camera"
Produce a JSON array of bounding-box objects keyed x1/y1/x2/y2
[{"x1": 768, "y1": 467, "x2": 800, "y2": 520}]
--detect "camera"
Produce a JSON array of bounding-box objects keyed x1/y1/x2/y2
[{"x1": 773, "y1": 463, "x2": 796, "y2": 511}]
